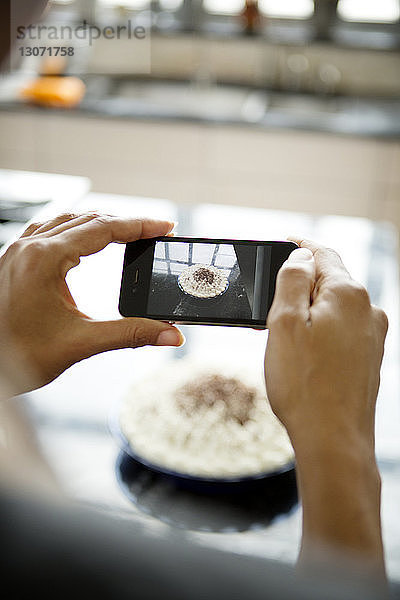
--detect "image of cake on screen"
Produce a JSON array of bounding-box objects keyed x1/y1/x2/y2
[{"x1": 147, "y1": 240, "x2": 271, "y2": 321}]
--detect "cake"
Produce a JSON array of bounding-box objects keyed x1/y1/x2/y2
[
  {"x1": 119, "y1": 359, "x2": 294, "y2": 478},
  {"x1": 178, "y1": 264, "x2": 228, "y2": 298}
]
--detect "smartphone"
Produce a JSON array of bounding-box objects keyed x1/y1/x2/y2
[{"x1": 119, "y1": 236, "x2": 297, "y2": 329}]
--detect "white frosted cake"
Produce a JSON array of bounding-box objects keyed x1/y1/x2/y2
[
  {"x1": 119, "y1": 359, "x2": 294, "y2": 478},
  {"x1": 178, "y1": 264, "x2": 228, "y2": 298}
]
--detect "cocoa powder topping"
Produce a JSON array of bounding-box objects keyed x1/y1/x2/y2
[{"x1": 175, "y1": 374, "x2": 256, "y2": 425}]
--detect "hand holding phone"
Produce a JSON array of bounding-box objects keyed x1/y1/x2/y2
[{"x1": 119, "y1": 236, "x2": 297, "y2": 329}]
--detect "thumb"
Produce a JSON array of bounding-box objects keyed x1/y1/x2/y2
[
  {"x1": 79, "y1": 318, "x2": 185, "y2": 356},
  {"x1": 268, "y1": 248, "x2": 315, "y2": 326}
]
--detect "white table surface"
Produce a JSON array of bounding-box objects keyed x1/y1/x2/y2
[{"x1": 0, "y1": 168, "x2": 90, "y2": 250}]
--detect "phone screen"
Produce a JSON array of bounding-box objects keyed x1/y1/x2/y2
[{"x1": 119, "y1": 237, "x2": 297, "y2": 328}]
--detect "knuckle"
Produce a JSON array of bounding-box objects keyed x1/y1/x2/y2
[
  {"x1": 347, "y1": 282, "x2": 371, "y2": 306},
  {"x1": 315, "y1": 246, "x2": 341, "y2": 265},
  {"x1": 325, "y1": 247, "x2": 342, "y2": 261},
  {"x1": 266, "y1": 306, "x2": 278, "y2": 329},
  {"x1": 92, "y1": 214, "x2": 111, "y2": 226},
  {"x1": 277, "y1": 263, "x2": 312, "y2": 290},
  {"x1": 83, "y1": 211, "x2": 102, "y2": 220},
  {"x1": 22, "y1": 221, "x2": 42, "y2": 236},
  {"x1": 130, "y1": 323, "x2": 151, "y2": 348},
  {"x1": 329, "y1": 280, "x2": 370, "y2": 307},
  {"x1": 269, "y1": 306, "x2": 299, "y2": 330},
  {"x1": 59, "y1": 212, "x2": 79, "y2": 221},
  {"x1": 280, "y1": 263, "x2": 309, "y2": 279},
  {"x1": 7, "y1": 238, "x2": 26, "y2": 254},
  {"x1": 374, "y1": 307, "x2": 389, "y2": 334},
  {"x1": 5, "y1": 238, "x2": 52, "y2": 274},
  {"x1": 25, "y1": 237, "x2": 48, "y2": 256},
  {"x1": 18, "y1": 238, "x2": 50, "y2": 267}
]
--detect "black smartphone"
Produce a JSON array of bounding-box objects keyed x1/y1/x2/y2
[{"x1": 119, "y1": 236, "x2": 297, "y2": 329}]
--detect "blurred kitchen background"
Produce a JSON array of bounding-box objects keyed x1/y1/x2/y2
[
  {"x1": 1, "y1": 0, "x2": 400, "y2": 582},
  {"x1": 0, "y1": 0, "x2": 399, "y2": 225}
]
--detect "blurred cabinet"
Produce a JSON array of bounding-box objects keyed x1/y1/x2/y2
[{"x1": 0, "y1": 111, "x2": 399, "y2": 230}]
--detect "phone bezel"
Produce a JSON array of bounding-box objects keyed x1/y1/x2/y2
[{"x1": 119, "y1": 236, "x2": 298, "y2": 329}]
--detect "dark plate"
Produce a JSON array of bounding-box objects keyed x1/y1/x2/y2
[{"x1": 115, "y1": 449, "x2": 298, "y2": 532}]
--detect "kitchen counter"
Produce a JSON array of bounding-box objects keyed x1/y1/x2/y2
[
  {"x1": 1, "y1": 77, "x2": 400, "y2": 140},
  {"x1": 11, "y1": 187, "x2": 400, "y2": 582}
]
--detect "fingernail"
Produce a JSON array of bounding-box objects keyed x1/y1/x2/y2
[
  {"x1": 288, "y1": 248, "x2": 313, "y2": 262},
  {"x1": 156, "y1": 329, "x2": 185, "y2": 346}
]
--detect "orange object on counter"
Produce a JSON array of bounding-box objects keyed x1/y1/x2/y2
[{"x1": 20, "y1": 75, "x2": 86, "y2": 108}]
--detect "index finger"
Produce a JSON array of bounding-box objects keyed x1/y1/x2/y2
[
  {"x1": 55, "y1": 215, "x2": 174, "y2": 273},
  {"x1": 287, "y1": 236, "x2": 351, "y2": 289}
]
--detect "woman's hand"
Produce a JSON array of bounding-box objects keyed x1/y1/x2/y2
[
  {"x1": 265, "y1": 239, "x2": 388, "y2": 581},
  {"x1": 0, "y1": 213, "x2": 184, "y2": 395},
  {"x1": 265, "y1": 239, "x2": 387, "y2": 446}
]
